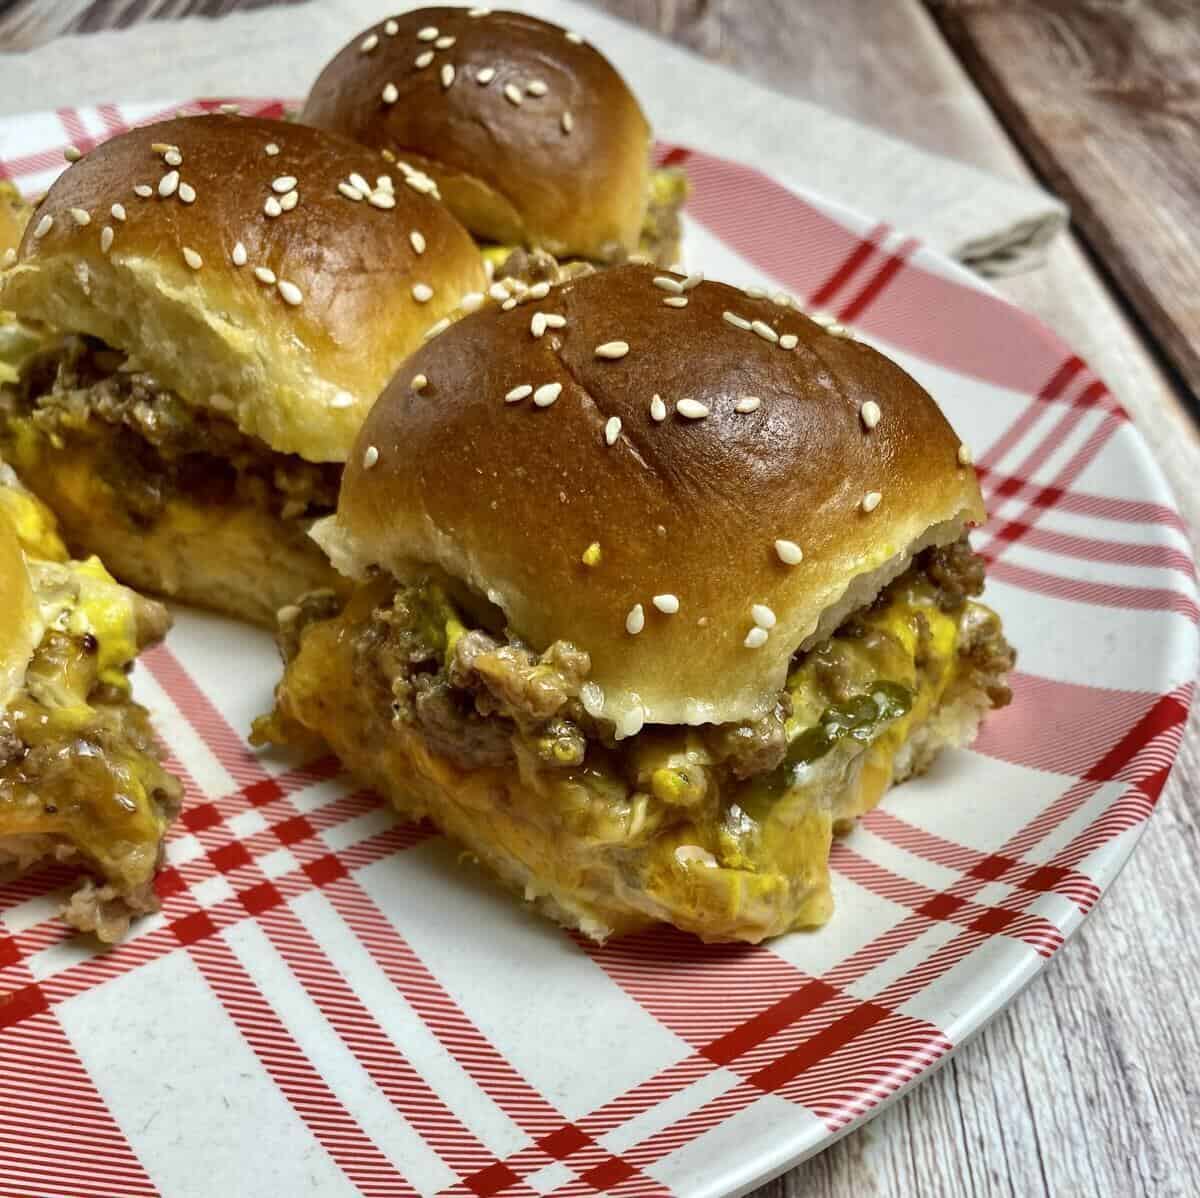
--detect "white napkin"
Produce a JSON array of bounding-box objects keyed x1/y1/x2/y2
[{"x1": 0, "y1": 0, "x2": 1066, "y2": 274}]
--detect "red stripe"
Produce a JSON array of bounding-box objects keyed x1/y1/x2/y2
[
  {"x1": 809, "y1": 223, "x2": 890, "y2": 308},
  {"x1": 987, "y1": 559, "x2": 1200, "y2": 620},
  {"x1": 836, "y1": 236, "x2": 919, "y2": 323}
]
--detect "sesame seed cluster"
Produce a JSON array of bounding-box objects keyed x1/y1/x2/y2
[{"x1": 358, "y1": 10, "x2": 583, "y2": 141}]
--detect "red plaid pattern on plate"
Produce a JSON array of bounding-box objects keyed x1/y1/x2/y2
[{"x1": 0, "y1": 101, "x2": 1196, "y2": 1198}]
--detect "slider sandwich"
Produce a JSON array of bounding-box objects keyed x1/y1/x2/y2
[
  {"x1": 255, "y1": 264, "x2": 1015, "y2": 943},
  {"x1": 301, "y1": 8, "x2": 687, "y2": 275},
  {"x1": 0, "y1": 114, "x2": 486, "y2": 625},
  {"x1": 1, "y1": 460, "x2": 180, "y2": 941}
]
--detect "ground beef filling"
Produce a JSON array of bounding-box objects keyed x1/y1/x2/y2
[
  {"x1": 1, "y1": 335, "x2": 340, "y2": 525},
  {"x1": 280, "y1": 536, "x2": 1012, "y2": 780}
]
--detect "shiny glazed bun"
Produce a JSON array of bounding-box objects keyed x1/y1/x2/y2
[
  {"x1": 301, "y1": 8, "x2": 651, "y2": 262},
  {"x1": 0, "y1": 511, "x2": 39, "y2": 712},
  {"x1": 0, "y1": 114, "x2": 486, "y2": 462},
  {"x1": 323, "y1": 264, "x2": 985, "y2": 731}
]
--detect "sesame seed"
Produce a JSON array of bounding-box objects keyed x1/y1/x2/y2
[
  {"x1": 385, "y1": 19, "x2": 399, "y2": 35},
  {"x1": 810, "y1": 310, "x2": 835, "y2": 328},
  {"x1": 860, "y1": 400, "x2": 881, "y2": 430},
  {"x1": 133, "y1": 184, "x2": 153, "y2": 198},
  {"x1": 779, "y1": 333, "x2": 798, "y2": 350},
  {"x1": 773, "y1": 292, "x2": 791, "y2": 307},
  {"x1": 415, "y1": 50, "x2": 434, "y2": 68},
  {"x1": 379, "y1": 81, "x2": 399, "y2": 105},
  {"x1": 595, "y1": 341, "x2": 629, "y2": 360},
  {"x1": 412, "y1": 282, "x2": 433, "y2": 302},
  {"x1": 653, "y1": 593, "x2": 679, "y2": 614},
  {"x1": 625, "y1": 604, "x2": 645, "y2": 635},
  {"x1": 663, "y1": 296, "x2": 688, "y2": 308},
  {"x1": 348, "y1": 172, "x2": 371, "y2": 195},
  {"x1": 361, "y1": 32, "x2": 379, "y2": 52},
  {"x1": 504, "y1": 83, "x2": 523, "y2": 105},
  {"x1": 723, "y1": 311, "x2": 751, "y2": 330},
  {"x1": 531, "y1": 312, "x2": 548, "y2": 338},
  {"x1": 468, "y1": 6, "x2": 491, "y2": 15},
  {"x1": 110, "y1": 203, "x2": 126, "y2": 222},
  {"x1": 100, "y1": 226, "x2": 114, "y2": 253},
  {"x1": 407, "y1": 230, "x2": 426, "y2": 255},
  {"x1": 650, "y1": 394, "x2": 667, "y2": 422},
  {"x1": 476, "y1": 66, "x2": 496, "y2": 84},
  {"x1": 363, "y1": 445, "x2": 380, "y2": 468},
  {"x1": 218, "y1": 103, "x2": 241, "y2": 116},
  {"x1": 424, "y1": 317, "x2": 451, "y2": 339},
  {"x1": 529, "y1": 281, "x2": 551, "y2": 299},
  {"x1": 369, "y1": 191, "x2": 397, "y2": 209},
  {"x1": 69, "y1": 207, "x2": 90, "y2": 227},
  {"x1": 461, "y1": 291, "x2": 485, "y2": 312},
  {"x1": 266, "y1": 175, "x2": 294, "y2": 195},
  {"x1": 744, "y1": 285, "x2": 767, "y2": 299},
  {"x1": 264, "y1": 196, "x2": 282, "y2": 217},
  {"x1": 280, "y1": 190, "x2": 299, "y2": 212},
  {"x1": 775, "y1": 539, "x2": 803, "y2": 566},
  {"x1": 561, "y1": 111, "x2": 574, "y2": 134},
  {"x1": 232, "y1": 242, "x2": 247, "y2": 266},
  {"x1": 331, "y1": 391, "x2": 354, "y2": 408},
  {"x1": 164, "y1": 149, "x2": 183, "y2": 167},
  {"x1": 735, "y1": 395, "x2": 761, "y2": 413},
  {"x1": 752, "y1": 319, "x2": 779, "y2": 343},
  {"x1": 158, "y1": 171, "x2": 179, "y2": 197},
  {"x1": 489, "y1": 282, "x2": 510, "y2": 301},
  {"x1": 861, "y1": 491, "x2": 882, "y2": 513},
  {"x1": 527, "y1": 79, "x2": 548, "y2": 96},
  {"x1": 501, "y1": 298, "x2": 517, "y2": 310},
  {"x1": 751, "y1": 603, "x2": 777, "y2": 629},
  {"x1": 653, "y1": 275, "x2": 683, "y2": 293},
  {"x1": 744, "y1": 626, "x2": 769, "y2": 649},
  {"x1": 676, "y1": 398, "x2": 710, "y2": 420},
  {"x1": 828, "y1": 322, "x2": 851, "y2": 338},
  {"x1": 411, "y1": 373, "x2": 428, "y2": 392},
  {"x1": 178, "y1": 182, "x2": 196, "y2": 204},
  {"x1": 254, "y1": 266, "x2": 276, "y2": 284},
  {"x1": 604, "y1": 416, "x2": 622, "y2": 446},
  {"x1": 958, "y1": 443, "x2": 974, "y2": 466},
  {"x1": 441, "y1": 64, "x2": 456, "y2": 89},
  {"x1": 182, "y1": 247, "x2": 203, "y2": 270},
  {"x1": 582, "y1": 542, "x2": 601, "y2": 567},
  {"x1": 565, "y1": 30, "x2": 583, "y2": 44},
  {"x1": 33, "y1": 214, "x2": 53, "y2": 239},
  {"x1": 338, "y1": 182, "x2": 363, "y2": 201},
  {"x1": 265, "y1": 143, "x2": 280, "y2": 156},
  {"x1": 534, "y1": 382, "x2": 562, "y2": 407},
  {"x1": 435, "y1": 35, "x2": 456, "y2": 49},
  {"x1": 505, "y1": 384, "x2": 532, "y2": 403},
  {"x1": 681, "y1": 272, "x2": 704, "y2": 290},
  {"x1": 544, "y1": 313, "x2": 566, "y2": 328},
  {"x1": 278, "y1": 280, "x2": 303, "y2": 306},
  {"x1": 417, "y1": 25, "x2": 438, "y2": 41},
  {"x1": 64, "y1": 145, "x2": 82, "y2": 162},
  {"x1": 405, "y1": 173, "x2": 438, "y2": 196},
  {"x1": 377, "y1": 175, "x2": 394, "y2": 193}
]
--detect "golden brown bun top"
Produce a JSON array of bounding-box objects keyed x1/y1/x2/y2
[
  {"x1": 330, "y1": 264, "x2": 986, "y2": 729},
  {"x1": 0, "y1": 506, "x2": 39, "y2": 713},
  {"x1": 0, "y1": 114, "x2": 486, "y2": 461},
  {"x1": 301, "y1": 8, "x2": 651, "y2": 261}
]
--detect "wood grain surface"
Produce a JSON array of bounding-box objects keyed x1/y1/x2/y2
[
  {"x1": 931, "y1": 0, "x2": 1200, "y2": 420},
  {"x1": 1, "y1": 2, "x2": 1198, "y2": 1196}
]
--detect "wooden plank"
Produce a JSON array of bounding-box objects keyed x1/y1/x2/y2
[
  {"x1": 930, "y1": 0, "x2": 1200, "y2": 410},
  {"x1": 0, "y1": 4, "x2": 1197, "y2": 1197}
]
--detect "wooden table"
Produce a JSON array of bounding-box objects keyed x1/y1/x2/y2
[{"x1": 2, "y1": 2, "x2": 1197, "y2": 1195}]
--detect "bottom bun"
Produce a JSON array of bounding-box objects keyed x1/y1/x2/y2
[{"x1": 6, "y1": 438, "x2": 343, "y2": 627}]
